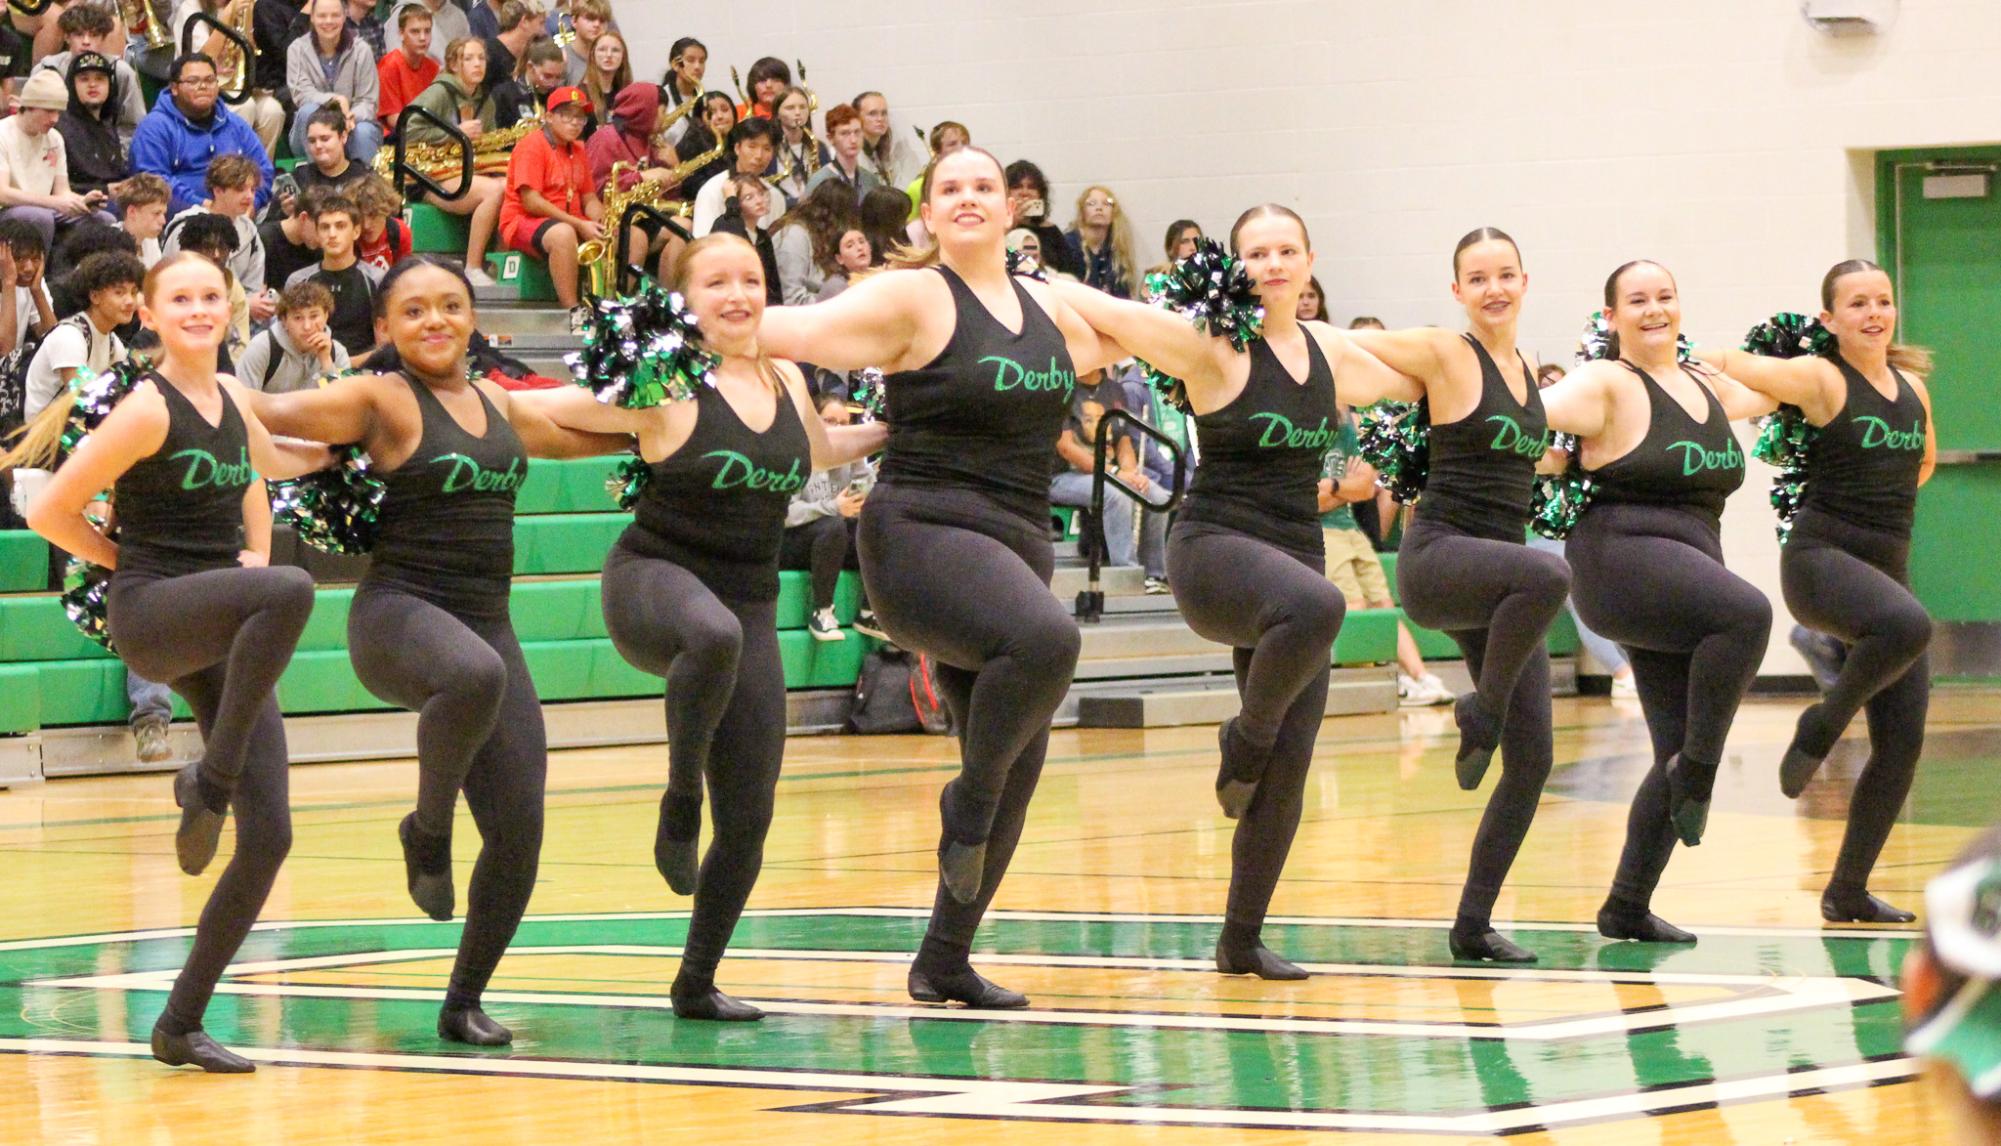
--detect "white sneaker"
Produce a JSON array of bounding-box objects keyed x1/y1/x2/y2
[
  {"x1": 466, "y1": 266, "x2": 497, "y2": 287},
  {"x1": 1419, "y1": 673, "x2": 1454, "y2": 706},
  {"x1": 1611, "y1": 673, "x2": 1638, "y2": 700},
  {"x1": 1397, "y1": 673, "x2": 1431, "y2": 708},
  {"x1": 808, "y1": 607, "x2": 842, "y2": 642}
]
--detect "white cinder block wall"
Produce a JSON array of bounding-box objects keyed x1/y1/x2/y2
[{"x1": 627, "y1": 1, "x2": 2001, "y2": 674}]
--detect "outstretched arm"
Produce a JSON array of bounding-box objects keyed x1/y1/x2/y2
[
  {"x1": 1694, "y1": 347, "x2": 1831, "y2": 410},
  {"x1": 1311, "y1": 325, "x2": 1423, "y2": 406},
  {"x1": 1690, "y1": 363, "x2": 1780, "y2": 421},
  {"x1": 778, "y1": 361, "x2": 888, "y2": 469},
  {"x1": 760, "y1": 271, "x2": 922, "y2": 372},
  {"x1": 1343, "y1": 327, "x2": 1450, "y2": 393},
  {"x1": 1045, "y1": 279, "x2": 1221, "y2": 392},
  {"x1": 228, "y1": 380, "x2": 333, "y2": 479},
  {"x1": 239, "y1": 374, "x2": 380, "y2": 446},
  {"x1": 489, "y1": 384, "x2": 636, "y2": 458},
  {"x1": 512, "y1": 384, "x2": 654, "y2": 437},
  {"x1": 1539, "y1": 360, "x2": 1616, "y2": 440}
]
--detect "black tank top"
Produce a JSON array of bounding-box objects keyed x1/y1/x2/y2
[
  {"x1": 366, "y1": 376, "x2": 527, "y2": 617},
  {"x1": 1418, "y1": 335, "x2": 1547, "y2": 542},
  {"x1": 1586, "y1": 362, "x2": 1745, "y2": 521},
  {"x1": 877, "y1": 266, "x2": 1076, "y2": 527},
  {"x1": 621, "y1": 378, "x2": 810, "y2": 602},
  {"x1": 114, "y1": 373, "x2": 255, "y2": 578},
  {"x1": 1179, "y1": 333, "x2": 1340, "y2": 556},
  {"x1": 1801, "y1": 354, "x2": 1926, "y2": 537}
]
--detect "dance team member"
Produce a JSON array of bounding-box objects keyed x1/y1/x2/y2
[
  {"x1": 1346, "y1": 228, "x2": 1571, "y2": 963},
  {"x1": 6, "y1": 253, "x2": 326, "y2": 1071},
  {"x1": 1053, "y1": 205, "x2": 1419, "y2": 978},
  {"x1": 759, "y1": 147, "x2": 1122, "y2": 1007},
  {"x1": 246, "y1": 255, "x2": 627, "y2": 1045},
  {"x1": 1541, "y1": 259, "x2": 1775, "y2": 943},
  {"x1": 1700, "y1": 259, "x2": 1935, "y2": 923},
  {"x1": 525, "y1": 233, "x2": 884, "y2": 1020}
]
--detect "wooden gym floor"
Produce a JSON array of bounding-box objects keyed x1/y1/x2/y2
[{"x1": 1, "y1": 688, "x2": 1996, "y2": 1144}]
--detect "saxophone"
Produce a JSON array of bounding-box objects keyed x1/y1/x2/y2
[
  {"x1": 374, "y1": 115, "x2": 540, "y2": 184},
  {"x1": 579, "y1": 162, "x2": 670, "y2": 298}
]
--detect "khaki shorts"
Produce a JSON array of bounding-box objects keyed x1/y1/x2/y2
[{"x1": 1324, "y1": 528, "x2": 1391, "y2": 608}]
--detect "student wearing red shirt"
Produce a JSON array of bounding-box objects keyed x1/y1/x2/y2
[
  {"x1": 377, "y1": 5, "x2": 440, "y2": 133},
  {"x1": 354, "y1": 173, "x2": 411, "y2": 272},
  {"x1": 500, "y1": 85, "x2": 601, "y2": 317}
]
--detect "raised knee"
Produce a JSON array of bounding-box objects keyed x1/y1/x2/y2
[
  {"x1": 1527, "y1": 552, "x2": 1572, "y2": 601},
  {"x1": 1013, "y1": 616, "x2": 1081, "y2": 676},
  {"x1": 683, "y1": 612, "x2": 744, "y2": 672},
  {"x1": 1883, "y1": 602, "x2": 1933, "y2": 655},
  {"x1": 1300, "y1": 583, "x2": 1347, "y2": 646},
  {"x1": 447, "y1": 645, "x2": 508, "y2": 704},
  {"x1": 268, "y1": 565, "x2": 317, "y2": 617}
]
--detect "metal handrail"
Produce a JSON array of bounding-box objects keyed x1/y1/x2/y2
[
  {"x1": 612, "y1": 201, "x2": 694, "y2": 297},
  {"x1": 1075, "y1": 407, "x2": 1187, "y2": 623},
  {"x1": 180, "y1": 11, "x2": 252, "y2": 106},
  {"x1": 389, "y1": 105, "x2": 473, "y2": 204}
]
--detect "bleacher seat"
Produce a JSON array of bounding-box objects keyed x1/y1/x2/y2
[
  {"x1": 0, "y1": 531, "x2": 48, "y2": 592},
  {"x1": 486, "y1": 250, "x2": 558, "y2": 302},
  {"x1": 406, "y1": 204, "x2": 469, "y2": 254}
]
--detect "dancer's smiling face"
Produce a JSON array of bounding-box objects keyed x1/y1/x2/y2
[
  {"x1": 1233, "y1": 214, "x2": 1312, "y2": 312},
  {"x1": 377, "y1": 263, "x2": 475, "y2": 381},
  {"x1": 1450, "y1": 239, "x2": 1526, "y2": 329},
  {"x1": 1605, "y1": 261, "x2": 1680, "y2": 358},
  {"x1": 1822, "y1": 268, "x2": 1897, "y2": 357},
  {"x1": 139, "y1": 255, "x2": 230, "y2": 356},
  {"x1": 677, "y1": 237, "x2": 765, "y2": 354},
  {"x1": 920, "y1": 149, "x2": 1008, "y2": 251}
]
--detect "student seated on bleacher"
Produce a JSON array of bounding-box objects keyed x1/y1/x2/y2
[
  {"x1": 284, "y1": 193, "x2": 381, "y2": 359},
  {"x1": 0, "y1": 72, "x2": 117, "y2": 250},
  {"x1": 782, "y1": 390, "x2": 881, "y2": 641},
  {"x1": 0, "y1": 218, "x2": 57, "y2": 363},
  {"x1": 499, "y1": 84, "x2": 601, "y2": 319},
  {"x1": 55, "y1": 53, "x2": 130, "y2": 203},
  {"x1": 385, "y1": 0, "x2": 468, "y2": 66},
  {"x1": 112, "y1": 172, "x2": 171, "y2": 267},
  {"x1": 131, "y1": 52, "x2": 275, "y2": 218},
  {"x1": 171, "y1": 0, "x2": 287, "y2": 154},
  {"x1": 259, "y1": 183, "x2": 326, "y2": 289},
  {"x1": 162, "y1": 154, "x2": 269, "y2": 322},
  {"x1": 292, "y1": 105, "x2": 372, "y2": 200},
  {"x1": 493, "y1": 39, "x2": 564, "y2": 130},
  {"x1": 1050, "y1": 378, "x2": 1168, "y2": 592},
  {"x1": 404, "y1": 33, "x2": 504, "y2": 284},
  {"x1": 238, "y1": 279, "x2": 350, "y2": 392},
  {"x1": 352, "y1": 173, "x2": 410, "y2": 273},
  {"x1": 36, "y1": 6, "x2": 144, "y2": 143},
  {"x1": 287, "y1": 0, "x2": 384, "y2": 163},
  {"x1": 375, "y1": 2, "x2": 438, "y2": 133},
  {"x1": 24, "y1": 248, "x2": 142, "y2": 416}
]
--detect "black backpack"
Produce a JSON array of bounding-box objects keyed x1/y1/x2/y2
[{"x1": 846, "y1": 646, "x2": 949, "y2": 735}]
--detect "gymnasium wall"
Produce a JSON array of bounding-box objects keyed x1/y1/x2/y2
[{"x1": 626, "y1": 1, "x2": 2001, "y2": 675}]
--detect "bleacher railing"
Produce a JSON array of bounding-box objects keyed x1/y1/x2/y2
[
  {"x1": 386, "y1": 105, "x2": 474, "y2": 205},
  {"x1": 610, "y1": 202, "x2": 694, "y2": 297},
  {"x1": 1075, "y1": 408, "x2": 1186, "y2": 623}
]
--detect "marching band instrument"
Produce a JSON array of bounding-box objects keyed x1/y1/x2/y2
[
  {"x1": 374, "y1": 115, "x2": 540, "y2": 184},
  {"x1": 120, "y1": 0, "x2": 173, "y2": 50}
]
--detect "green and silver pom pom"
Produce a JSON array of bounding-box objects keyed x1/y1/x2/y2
[
  {"x1": 1005, "y1": 246, "x2": 1048, "y2": 282},
  {"x1": 1141, "y1": 236, "x2": 1265, "y2": 351},
  {"x1": 1357, "y1": 399, "x2": 1429, "y2": 504},
  {"x1": 566, "y1": 286, "x2": 719, "y2": 410},
  {"x1": 1575, "y1": 310, "x2": 1694, "y2": 364},
  {"x1": 57, "y1": 358, "x2": 149, "y2": 462},
  {"x1": 270, "y1": 444, "x2": 385, "y2": 555},
  {"x1": 606, "y1": 450, "x2": 650, "y2": 510},
  {"x1": 61, "y1": 557, "x2": 114, "y2": 652},
  {"x1": 1742, "y1": 312, "x2": 1833, "y2": 360},
  {"x1": 850, "y1": 367, "x2": 886, "y2": 419},
  {"x1": 1741, "y1": 313, "x2": 1832, "y2": 543},
  {"x1": 1530, "y1": 436, "x2": 1594, "y2": 540}
]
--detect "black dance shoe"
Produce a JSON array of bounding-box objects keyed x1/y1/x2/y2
[
  {"x1": 1779, "y1": 704, "x2": 1837, "y2": 799},
  {"x1": 1821, "y1": 887, "x2": 1917, "y2": 924},
  {"x1": 907, "y1": 965, "x2": 1028, "y2": 1008},
  {"x1": 172, "y1": 762, "x2": 227, "y2": 876},
  {"x1": 671, "y1": 977, "x2": 765, "y2": 1022},
  {"x1": 1447, "y1": 928, "x2": 1537, "y2": 963},
  {"x1": 655, "y1": 791, "x2": 702, "y2": 896},
  {"x1": 151, "y1": 1023, "x2": 254, "y2": 1073},
  {"x1": 1215, "y1": 939, "x2": 1310, "y2": 980},
  {"x1": 1597, "y1": 904, "x2": 1697, "y2": 944},
  {"x1": 398, "y1": 813, "x2": 454, "y2": 921},
  {"x1": 1214, "y1": 717, "x2": 1264, "y2": 820},
  {"x1": 1452, "y1": 695, "x2": 1502, "y2": 791},
  {"x1": 1664, "y1": 753, "x2": 1719, "y2": 847},
  {"x1": 437, "y1": 1005, "x2": 513, "y2": 1046}
]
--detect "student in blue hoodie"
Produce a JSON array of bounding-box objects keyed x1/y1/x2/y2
[{"x1": 130, "y1": 53, "x2": 273, "y2": 218}]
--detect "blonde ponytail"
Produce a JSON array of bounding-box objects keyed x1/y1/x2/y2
[{"x1": 0, "y1": 398, "x2": 75, "y2": 472}]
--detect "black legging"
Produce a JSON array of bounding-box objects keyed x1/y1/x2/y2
[
  {"x1": 779, "y1": 514, "x2": 861, "y2": 611},
  {"x1": 1781, "y1": 510, "x2": 1930, "y2": 895},
  {"x1": 1168, "y1": 523, "x2": 1341, "y2": 932},
  {"x1": 346, "y1": 588, "x2": 548, "y2": 1010},
  {"x1": 1567, "y1": 504, "x2": 1772, "y2": 909},
  {"x1": 857, "y1": 484, "x2": 1079, "y2": 955},
  {"x1": 600, "y1": 544, "x2": 787, "y2": 985},
  {"x1": 1396, "y1": 519, "x2": 1568, "y2": 930},
  {"x1": 106, "y1": 565, "x2": 314, "y2": 1033}
]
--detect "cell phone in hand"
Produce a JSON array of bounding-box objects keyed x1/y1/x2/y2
[
  {"x1": 272, "y1": 172, "x2": 299, "y2": 208},
  {"x1": 1023, "y1": 198, "x2": 1046, "y2": 220}
]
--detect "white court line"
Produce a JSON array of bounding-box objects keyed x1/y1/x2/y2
[
  {"x1": 0, "y1": 1035, "x2": 1917, "y2": 1135},
  {"x1": 0, "y1": 906, "x2": 1918, "y2": 956},
  {"x1": 32, "y1": 944, "x2": 1899, "y2": 1042}
]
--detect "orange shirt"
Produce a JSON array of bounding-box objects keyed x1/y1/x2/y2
[
  {"x1": 501, "y1": 125, "x2": 592, "y2": 233},
  {"x1": 377, "y1": 51, "x2": 440, "y2": 129}
]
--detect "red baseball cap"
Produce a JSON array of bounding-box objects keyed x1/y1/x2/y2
[{"x1": 546, "y1": 86, "x2": 593, "y2": 115}]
